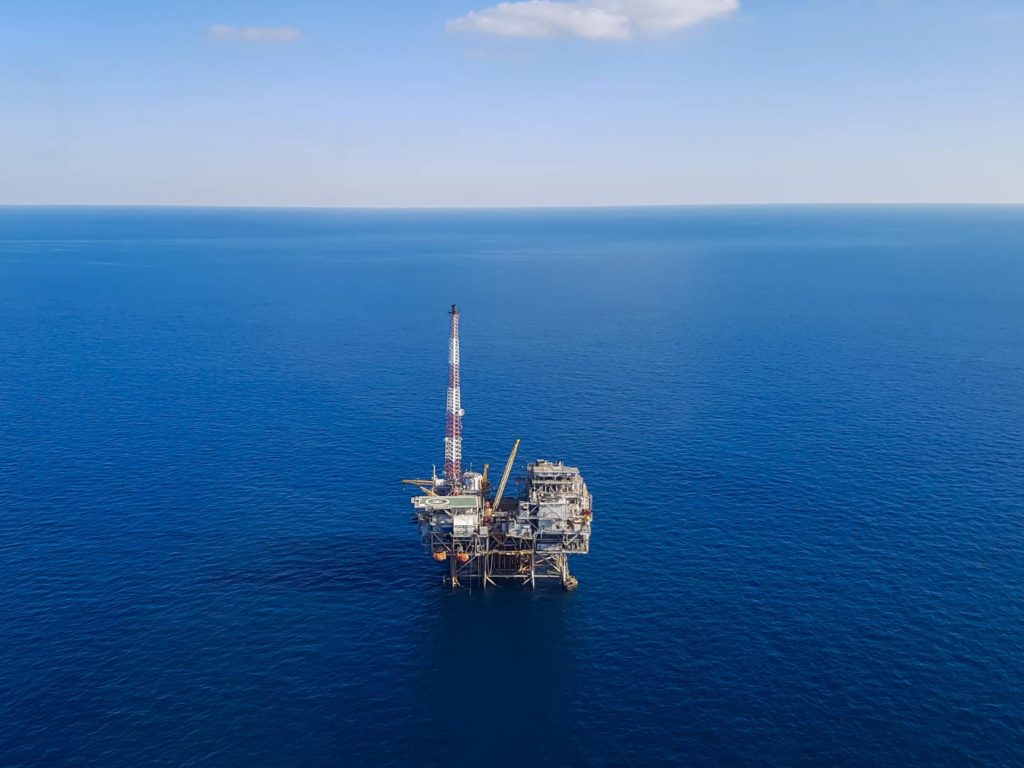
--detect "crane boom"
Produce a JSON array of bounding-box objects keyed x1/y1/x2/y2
[{"x1": 491, "y1": 439, "x2": 520, "y2": 513}]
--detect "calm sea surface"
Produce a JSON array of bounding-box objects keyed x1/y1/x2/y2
[{"x1": 1, "y1": 206, "x2": 1022, "y2": 766}]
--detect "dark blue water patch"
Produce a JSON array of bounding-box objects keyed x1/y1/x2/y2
[{"x1": 1, "y1": 206, "x2": 1023, "y2": 766}]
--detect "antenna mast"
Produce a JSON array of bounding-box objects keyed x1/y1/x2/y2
[{"x1": 444, "y1": 304, "x2": 463, "y2": 490}]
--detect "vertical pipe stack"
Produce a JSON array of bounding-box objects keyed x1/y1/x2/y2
[{"x1": 444, "y1": 304, "x2": 462, "y2": 488}]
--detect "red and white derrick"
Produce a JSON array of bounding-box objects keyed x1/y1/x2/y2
[{"x1": 443, "y1": 304, "x2": 463, "y2": 489}]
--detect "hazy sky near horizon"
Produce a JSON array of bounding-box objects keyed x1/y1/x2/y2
[{"x1": 2, "y1": 0, "x2": 1023, "y2": 207}]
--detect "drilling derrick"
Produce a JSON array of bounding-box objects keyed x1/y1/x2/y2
[
  {"x1": 405, "y1": 305, "x2": 594, "y2": 590},
  {"x1": 444, "y1": 304, "x2": 463, "y2": 490}
]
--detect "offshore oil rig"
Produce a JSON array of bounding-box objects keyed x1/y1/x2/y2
[{"x1": 404, "y1": 305, "x2": 593, "y2": 590}]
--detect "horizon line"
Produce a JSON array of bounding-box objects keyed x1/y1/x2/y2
[{"x1": 2, "y1": 201, "x2": 1023, "y2": 212}]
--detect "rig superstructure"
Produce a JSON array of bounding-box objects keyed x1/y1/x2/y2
[{"x1": 405, "y1": 305, "x2": 593, "y2": 590}]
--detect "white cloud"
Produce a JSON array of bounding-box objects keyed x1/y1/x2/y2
[
  {"x1": 207, "y1": 25, "x2": 303, "y2": 43},
  {"x1": 449, "y1": 3, "x2": 630, "y2": 40},
  {"x1": 447, "y1": 0, "x2": 738, "y2": 40}
]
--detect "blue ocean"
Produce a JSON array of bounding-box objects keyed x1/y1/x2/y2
[{"x1": 1, "y1": 206, "x2": 1022, "y2": 766}]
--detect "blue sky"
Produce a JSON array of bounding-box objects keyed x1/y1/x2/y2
[{"x1": 1, "y1": 0, "x2": 1022, "y2": 206}]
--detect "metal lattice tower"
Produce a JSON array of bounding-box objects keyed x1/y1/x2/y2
[{"x1": 444, "y1": 304, "x2": 463, "y2": 488}]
